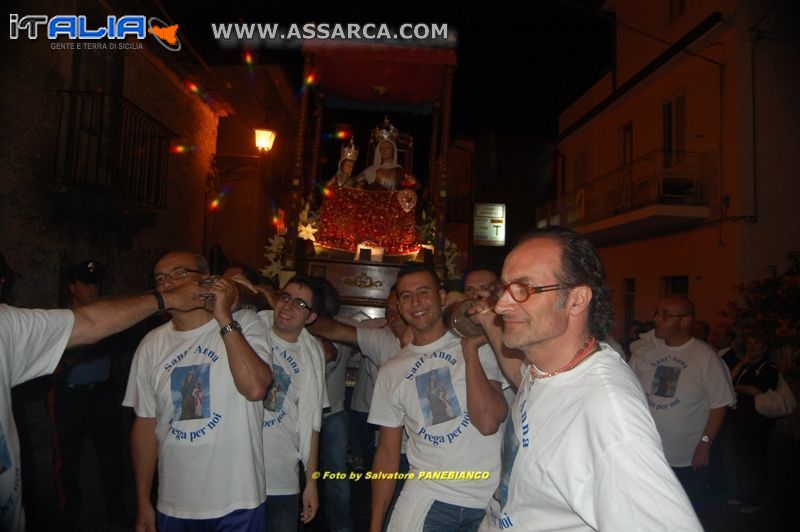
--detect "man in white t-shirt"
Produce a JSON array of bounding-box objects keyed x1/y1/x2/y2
[
  {"x1": 0, "y1": 256, "x2": 204, "y2": 532},
  {"x1": 472, "y1": 227, "x2": 701, "y2": 531},
  {"x1": 368, "y1": 263, "x2": 507, "y2": 532},
  {"x1": 258, "y1": 275, "x2": 327, "y2": 532},
  {"x1": 629, "y1": 296, "x2": 736, "y2": 509},
  {"x1": 123, "y1": 252, "x2": 273, "y2": 531},
  {"x1": 309, "y1": 289, "x2": 410, "y2": 472}
]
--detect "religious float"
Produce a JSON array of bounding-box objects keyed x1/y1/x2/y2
[{"x1": 273, "y1": 40, "x2": 458, "y2": 319}]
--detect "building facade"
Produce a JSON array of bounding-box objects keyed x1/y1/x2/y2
[{"x1": 539, "y1": 0, "x2": 800, "y2": 337}]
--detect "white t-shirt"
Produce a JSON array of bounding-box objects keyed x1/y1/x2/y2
[
  {"x1": 481, "y1": 345, "x2": 701, "y2": 532},
  {"x1": 123, "y1": 310, "x2": 271, "y2": 519},
  {"x1": 369, "y1": 331, "x2": 503, "y2": 517},
  {"x1": 629, "y1": 337, "x2": 736, "y2": 466},
  {"x1": 351, "y1": 325, "x2": 400, "y2": 413},
  {"x1": 262, "y1": 328, "x2": 325, "y2": 495},
  {"x1": 1, "y1": 306, "x2": 73, "y2": 532},
  {"x1": 324, "y1": 342, "x2": 351, "y2": 416}
]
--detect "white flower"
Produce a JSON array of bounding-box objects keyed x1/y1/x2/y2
[
  {"x1": 261, "y1": 260, "x2": 283, "y2": 278},
  {"x1": 298, "y1": 222, "x2": 318, "y2": 242},
  {"x1": 266, "y1": 234, "x2": 286, "y2": 253}
]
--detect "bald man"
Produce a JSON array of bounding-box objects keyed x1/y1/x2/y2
[{"x1": 629, "y1": 296, "x2": 735, "y2": 509}]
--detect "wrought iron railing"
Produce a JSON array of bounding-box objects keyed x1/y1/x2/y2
[
  {"x1": 536, "y1": 150, "x2": 711, "y2": 228},
  {"x1": 54, "y1": 90, "x2": 176, "y2": 208}
]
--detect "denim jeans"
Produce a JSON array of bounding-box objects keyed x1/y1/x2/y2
[
  {"x1": 321, "y1": 410, "x2": 354, "y2": 532},
  {"x1": 157, "y1": 501, "x2": 266, "y2": 532},
  {"x1": 422, "y1": 500, "x2": 485, "y2": 532},
  {"x1": 351, "y1": 410, "x2": 376, "y2": 469},
  {"x1": 265, "y1": 494, "x2": 299, "y2": 532}
]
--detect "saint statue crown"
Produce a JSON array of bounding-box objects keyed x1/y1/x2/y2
[
  {"x1": 341, "y1": 138, "x2": 359, "y2": 162},
  {"x1": 371, "y1": 116, "x2": 399, "y2": 144}
]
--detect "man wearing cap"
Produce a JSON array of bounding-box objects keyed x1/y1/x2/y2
[
  {"x1": 0, "y1": 253, "x2": 205, "y2": 532},
  {"x1": 50, "y1": 260, "x2": 127, "y2": 529}
]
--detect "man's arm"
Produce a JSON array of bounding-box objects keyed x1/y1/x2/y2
[
  {"x1": 307, "y1": 315, "x2": 358, "y2": 346},
  {"x1": 211, "y1": 279, "x2": 272, "y2": 401},
  {"x1": 131, "y1": 416, "x2": 158, "y2": 532},
  {"x1": 692, "y1": 406, "x2": 727, "y2": 470},
  {"x1": 369, "y1": 426, "x2": 403, "y2": 532},
  {"x1": 462, "y1": 336, "x2": 508, "y2": 435},
  {"x1": 69, "y1": 283, "x2": 203, "y2": 348},
  {"x1": 469, "y1": 303, "x2": 524, "y2": 389},
  {"x1": 301, "y1": 430, "x2": 321, "y2": 524}
]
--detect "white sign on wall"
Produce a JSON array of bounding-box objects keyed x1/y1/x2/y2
[{"x1": 473, "y1": 203, "x2": 506, "y2": 247}]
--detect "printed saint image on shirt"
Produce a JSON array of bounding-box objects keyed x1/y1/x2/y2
[
  {"x1": 415, "y1": 366, "x2": 461, "y2": 426},
  {"x1": 264, "y1": 365, "x2": 290, "y2": 412},
  {"x1": 171, "y1": 364, "x2": 211, "y2": 420},
  {"x1": 0, "y1": 421, "x2": 10, "y2": 475},
  {"x1": 493, "y1": 416, "x2": 521, "y2": 505},
  {"x1": 651, "y1": 365, "x2": 681, "y2": 398}
]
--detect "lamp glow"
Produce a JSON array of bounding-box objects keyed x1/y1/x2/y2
[{"x1": 255, "y1": 128, "x2": 276, "y2": 152}]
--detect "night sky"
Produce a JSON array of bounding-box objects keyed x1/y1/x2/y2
[{"x1": 161, "y1": 0, "x2": 613, "y2": 138}]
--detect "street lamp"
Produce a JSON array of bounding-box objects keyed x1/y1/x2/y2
[{"x1": 255, "y1": 127, "x2": 276, "y2": 152}]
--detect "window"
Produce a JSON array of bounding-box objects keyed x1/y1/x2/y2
[
  {"x1": 574, "y1": 149, "x2": 588, "y2": 189},
  {"x1": 663, "y1": 275, "x2": 689, "y2": 297},
  {"x1": 620, "y1": 122, "x2": 633, "y2": 166},
  {"x1": 662, "y1": 94, "x2": 686, "y2": 167},
  {"x1": 623, "y1": 278, "x2": 636, "y2": 329},
  {"x1": 669, "y1": 0, "x2": 686, "y2": 22}
]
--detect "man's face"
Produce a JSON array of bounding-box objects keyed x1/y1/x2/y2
[
  {"x1": 396, "y1": 271, "x2": 444, "y2": 336},
  {"x1": 274, "y1": 282, "x2": 316, "y2": 335},
  {"x1": 69, "y1": 280, "x2": 99, "y2": 306},
  {"x1": 464, "y1": 270, "x2": 497, "y2": 300},
  {"x1": 154, "y1": 252, "x2": 205, "y2": 294},
  {"x1": 494, "y1": 238, "x2": 570, "y2": 351},
  {"x1": 379, "y1": 141, "x2": 393, "y2": 161},
  {"x1": 709, "y1": 324, "x2": 731, "y2": 350},
  {"x1": 385, "y1": 292, "x2": 407, "y2": 339},
  {"x1": 652, "y1": 298, "x2": 690, "y2": 341}
]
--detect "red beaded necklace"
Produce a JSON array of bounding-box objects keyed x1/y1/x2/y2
[{"x1": 530, "y1": 337, "x2": 598, "y2": 379}]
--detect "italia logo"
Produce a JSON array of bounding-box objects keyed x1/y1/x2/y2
[{"x1": 9, "y1": 14, "x2": 181, "y2": 51}]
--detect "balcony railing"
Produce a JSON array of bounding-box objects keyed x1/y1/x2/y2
[
  {"x1": 537, "y1": 150, "x2": 711, "y2": 228},
  {"x1": 54, "y1": 90, "x2": 176, "y2": 208}
]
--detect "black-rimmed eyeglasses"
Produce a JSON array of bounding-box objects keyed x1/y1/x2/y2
[{"x1": 277, "y1": 291, "x2": 312, "y2": 312}]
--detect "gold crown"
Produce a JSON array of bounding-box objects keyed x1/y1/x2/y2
[
  {"x1": 341, "y1": 138, "x2": 359, "y2": 162},
  {"x1": 371, "y1": 116, "x2": 399, "y2": 143}
]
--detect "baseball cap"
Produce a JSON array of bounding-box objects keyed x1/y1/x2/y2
[{"x1": 71, "y1": 260, "x2": 105, "y2": 285}]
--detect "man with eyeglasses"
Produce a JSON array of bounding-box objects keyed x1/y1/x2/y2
[
  {"x1": 471, "y1": 227, "x2": 700, "y2": 531},
  {"x1": 629, "y1": 296, "x2": 735, "y2": 511},
  {"x1": 368, "y1": 263, "x2": 507, "y2": 532},
  {"x1": 123, "y1": 251, "x2": 273, "y2": 531},
  {"x1": 256, "y1": 275, "x2": 327, "y2": 532},
  {"x1": 0, "y1": 252, "x2": 205, "y2": 532}
]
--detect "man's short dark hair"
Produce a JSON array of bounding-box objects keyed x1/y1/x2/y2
[
  {"x1": 285, "y1": 274, "x2": 325, "y2": 314},
  {"x1": 463, "y1": 266, "x2": 499, "y2": 281},
  {"x1": 318, "y1": 278, "x2": 341, "y2": 318},
  {"x1": 519, "y1": 226, "x2": 613, "y2": 340},
  {"x1": 396, "y1": 262, "x2": 441, "y2": 288}
]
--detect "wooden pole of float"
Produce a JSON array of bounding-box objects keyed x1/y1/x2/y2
[{"x1": 435, "y1": 65, "x2": 454, "y2": 272}]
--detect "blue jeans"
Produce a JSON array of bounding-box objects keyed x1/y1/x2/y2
[
  {"x1": 321, "y1": 410, "x2": 354, "y2": 532},
  {"x1": 157, "y1": 501, "x2": 266, "y2": 531},
  {"x1": 422, "y1": 500, "x2": 485, "y2": 532},
  {"x1": 265, "y1": 494, "x2": 299, "y2": 532},
  {"x1": 351, "y1": 410, "x2": 376, "y2": 469}
]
